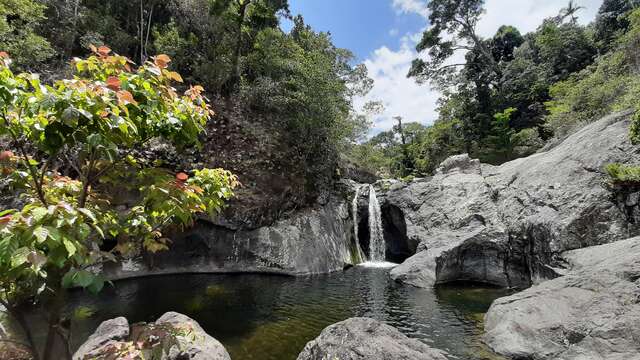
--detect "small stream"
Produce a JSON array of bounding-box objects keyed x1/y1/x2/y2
[{"x1": 63, "y1": 268, "x2": 509, "y2": 360}]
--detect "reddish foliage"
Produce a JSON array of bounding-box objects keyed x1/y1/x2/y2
[
  {"x1": 106, "y1": 76, "x2": 121, "y2": 91},
  {"x1": 0, "y1": 150, "x2": 13, "y2": 161},
  {"x1": 176, "y1": 172, "x2": 189, "y2": 182}
]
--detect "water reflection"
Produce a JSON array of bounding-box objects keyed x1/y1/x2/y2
[{"x1": 63, "y1": 268, "x2": 509, "y2": 360}]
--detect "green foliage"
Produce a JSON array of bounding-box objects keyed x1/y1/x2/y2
[
  {"x1": 546, "y1": 8, "x2": 640, "y2": 136},
  {"x1": 0, "y1": 50, "x2": 237, "y2": 356},
  {"x1": 605, "y1": 163, "x2": 640, "y2": 184},
  {"x1": 0, "y1": 0, "x2": 53, "y2": 68},
  {"x1": 242, "y1": 17, "x2": 372, "y2": 191},
  {"x1": 594, "y1": 0, "x2": 640, "y2": 52}
]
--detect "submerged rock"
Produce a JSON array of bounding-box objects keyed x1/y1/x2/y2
[
  {"x1": 389, "y1": 111, "x2": 640, "y2": 288},
  {"x1": 74, "y1": 312, "x2": 231, "y2": 360},
  {"x1": 484, "y1": 237, "x2": 640, "y2": 360},
  {"x1": 296, "y1": 317, "x2": 448, "y2": 360}
]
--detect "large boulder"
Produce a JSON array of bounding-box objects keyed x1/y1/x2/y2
[
  {"x1": 483, "y1": 237, "x2": 640, "y2": 360},
  {"x1": 296, "y1": 317, "x2": 449, "y2": 360},
  {"x1": 101, "y1": 194, "x2": 362, "y2": 279},
  {"x1": 74, "y1": 312, "x2": 231, "y2": 360},
  {"x1": 389, "y1": 111, "x2": 640, "y2": 288}
]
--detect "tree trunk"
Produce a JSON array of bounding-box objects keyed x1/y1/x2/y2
[
  {"x1": 42, "y1": 270, "x2": 69, "y2": 360},
  {"x1": 225, "y1": 0, "x2": 250, "y2": 97}
]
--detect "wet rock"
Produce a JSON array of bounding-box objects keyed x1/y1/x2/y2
[
  {"x1": 74, "y1": 312, "x2": 231, "y2": 360},
  {"x1": 388, "y1": 111, "x2": 640, "y2": 288},
  {"x1": 296, "y1": 317, "x2": 448, "y2": 360},
  {"x1": 484, "y1": 237, "x2": 640, "y2": 360},
  {"x1": 102, "y1": 197, "x2": 360, "y2": 279}
]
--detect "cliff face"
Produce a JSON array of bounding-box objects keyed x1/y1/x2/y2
[
  {"x1": 101, "y1": 189, "x2": 363, "y2": 279},
  {"x1": 386, "y1": 110, "x2": 640, "y2": 288}
]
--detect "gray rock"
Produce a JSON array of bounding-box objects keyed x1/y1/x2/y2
[
  {"x1": 483, "y1": 237, "x2": 640, "y2": 360},
  {"x1": 73, "y1": 317, "x2": 130, "y2": 360},
  {"x1": 102, "y1": 197, "x2": 361, "y2": 279},
  {"x1": 296, "y1": 317, "x2": 449, "y2": 360},
  {"x1": 74, "y1": 312, "x2": 231, "y2": 360},
  {"x1": 388, "y1": 111, "x2": 640, "y2": 288},
  {"x1": 156, "y1": 312, "x2": 231, "y2": 360}
]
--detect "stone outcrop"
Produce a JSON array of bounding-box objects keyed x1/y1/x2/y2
[
  {"x1": 483, "y1": 237, "x2": 640, "y2": 360},
  {"x1": 296, "y1": 317, "x2": 449, "y2": 360},
  {"x1": 102, "y1": 195, "x2": 362, "y2": 279},
  {"x1": 389, "y1": 111, "x2": 640, "y2": 288},
  {"x1": 74, "y1": 312, "x2": 231, "y2": 360}
]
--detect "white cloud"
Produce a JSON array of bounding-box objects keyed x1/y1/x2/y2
[
  {"x1": 356, "y1": 34, "x2": 439, "y2": 133},
  {"x1": 391, "y1": 0, "x2": 429, "y2": 18},
  {"x1": 358, "y1": 0, "x2": 604, "y2": 133}
]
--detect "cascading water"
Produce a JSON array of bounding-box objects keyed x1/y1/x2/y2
[
  {"x1": 367, "y1": 185, "x2": 386, "y2": 262},
  {"x1": 352, "y1": 185, "x2": 367, "y2": 263}
]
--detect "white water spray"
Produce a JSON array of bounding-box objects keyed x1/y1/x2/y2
[{"x1": 367, "y1": 185, "x2": 386, "y2": 262}]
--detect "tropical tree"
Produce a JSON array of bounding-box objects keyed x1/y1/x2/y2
[
  {"x1": 408, "y1": 0, "x2": 499, "y2": 87},
  {"x1": 0, "y1": 0, "x2": 53, "y2": 69},
  {"x1": 0, "y1": 48, "x2": 238, "y2": 359}
]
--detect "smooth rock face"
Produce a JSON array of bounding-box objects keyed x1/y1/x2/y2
[
  {"x1": 389, "y1": 111, "x2": 640, "y2": 288},
  {"x1": 484, "y1": 237, "x2": 640, "y2": 360},
  {"x1": 103, "y1": 196, "x2": 360, "y2": 279},
  {"x1": 74, "y1": 312, "x2": 231, "y2": 360},
  {"x1": 296, "y1": 317, "x2": 449, "y2": 360}
]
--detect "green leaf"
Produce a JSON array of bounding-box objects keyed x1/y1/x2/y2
[
  {"x1": 0, "y1": 209, "x2": 16, "y2": 217},
  {"x1": 33, "y1": 226, "x2": 49, "y2": 243},
  {"x1": 63, "y1": 238, "x2": 77, "y2": 256},
  {"x1": 74, "y1": 270, "x2": 94, "y2": 288},
  {"x1": 87, "y1": 276, "x2": 105, "y2": 294},
  {"x1": 87, "y1": 133, "x2": 102, "y2": 147},
  {"x1": 31, "y1": 207, "x2": 48, "y2": 221},
  {"x1": 78, "y1": 208, "x2": 97, "y2": 223}
]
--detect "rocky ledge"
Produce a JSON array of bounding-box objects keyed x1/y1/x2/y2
[
  {"x1": 388, "y1": 111, "x2": 640, "y2": 288},
  {"x1": 484, "y1": 237, "x2": 640, "y2": 360},
  {"x1": 101, "y1": 191, "x2": 363, "y2": 279},
  {"x1": 74, "y1": 312, "x2": 231, "y2": 360},
  {"x1": 296, "y1": 317, "x2": 449, "y2": 360}
]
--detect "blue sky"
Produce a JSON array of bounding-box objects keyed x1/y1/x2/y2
[
  {"x1": 285, "y1": 0, "x2": 604, "y2": 133},
  {"x1": 286, "y1": 1, "x2": 426, "y2": 62}
]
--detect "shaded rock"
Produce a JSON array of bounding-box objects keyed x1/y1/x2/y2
[
  {"x1": 102, "y1": 197, "x2": 361, "y2": 279},
  {"x1": 484, "y1": 237, "x2": 640, "y2": 360},
  {"x1": 74, "y1": 312, "x2": 231, "y2": 360},
  {"x1": 388, "y1": 111, "x2": 640, "y2": 288},
  {"x1": 296, "y1": 317, "x2": 448, "y2": 360}
]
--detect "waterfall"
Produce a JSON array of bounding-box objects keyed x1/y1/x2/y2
[
  {"x1": 352, "y1": 185, "x2": 367, "y2": 262},
  {"x1": 367, "y1": 185, "x2": 386, "y2": 262}
]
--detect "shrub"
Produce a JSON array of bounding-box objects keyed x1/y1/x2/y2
[{"x1": 0, "y1": 48, "x2": 237, "y2": 359}]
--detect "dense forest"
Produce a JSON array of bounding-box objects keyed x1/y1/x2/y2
[
  {"x1": 4, "y1": 0, "x2": 640, "y2": 185},
  {"x1": 351, "y1": 0, "x2": 640, "y2": 178}
]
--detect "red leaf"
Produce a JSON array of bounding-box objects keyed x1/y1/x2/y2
[
  {"x1": 154, "y1": 54, "x2": 171, "y2": 69},
  {"x1": 0, "y1": 150, "x2": 13, "y2": 161},
  {"x1": 0, "y1": 215, "x2": 11, "y2": 224},
  {"x1": 176, "y1": 172, "x2": 189, "y2": 182},
  {"x1": 0, "y1": 51, "x2": 8, "y2": 58},
  {"x1": 98, "y1": 46, "x2": 111, "y2": 56},
  {"x1": 106, "y1": 76, "x2": 121, "y2": 91},
  {"x1": 116, "y1": 90, "x2": 138, "y2": 106}
]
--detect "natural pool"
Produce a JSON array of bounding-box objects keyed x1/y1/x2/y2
[{"x1": 64, "y1": 266, "x2": 510, "y2": 360}]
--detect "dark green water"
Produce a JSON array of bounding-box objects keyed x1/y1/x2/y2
[{"x1": 64, "y1": 267, "x2": 509, "y2": 360}]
